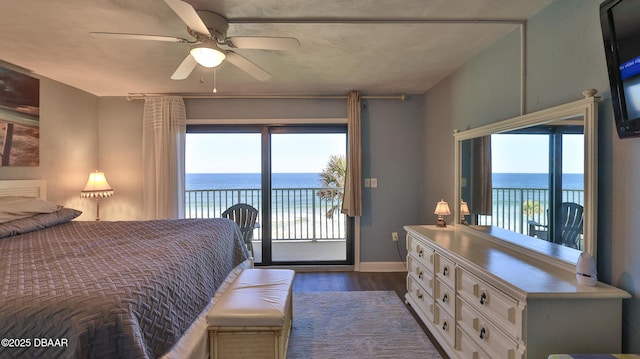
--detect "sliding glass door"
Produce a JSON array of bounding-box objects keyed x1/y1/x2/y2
[{"x1": 185, "y1": 125, "x2": 353, "y2": 266}]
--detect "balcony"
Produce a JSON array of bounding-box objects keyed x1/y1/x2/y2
[{"x1": 185, "y1": 187, "x2": 347, "y2": 263}]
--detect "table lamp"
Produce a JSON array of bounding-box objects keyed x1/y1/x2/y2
[
  {"x1": 434, "y1": 199, "x2": 451, "y2": 227},
  {"x1": 81, "y1": 170, "x2": 114, "y2": 221},
  {"x1": 460, "y1": 199, "x2": 470, "y2": 225}
]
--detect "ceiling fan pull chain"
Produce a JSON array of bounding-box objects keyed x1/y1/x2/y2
[{"x1": 213, "y1": 67, "x2": 218, "y2": 93}]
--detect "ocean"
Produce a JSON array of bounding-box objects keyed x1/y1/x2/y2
[
  {"x1": 492, "y1": 173, "x2": 583, "y2": 190},
  {"x1": 186, "y1": 173, "x2": 324, "y2": 190},
  {"x1": 186, "y1": 172, "x2": 584, "y2": 190}
]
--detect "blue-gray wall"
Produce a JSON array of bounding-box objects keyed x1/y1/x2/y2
[
  {"x1": 422, "y1": 0, "x2": 639, "y2": 350},
  {"x1": 360, "y1": 96, "x2": 425, "y2": 262}
]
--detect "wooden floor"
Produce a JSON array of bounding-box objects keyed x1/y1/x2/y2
[{"x1": 292, "y1": 271, "x2": 449, "y2": 359}]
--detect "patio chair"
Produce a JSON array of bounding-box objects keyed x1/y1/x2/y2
[
  {"x1": 528, "y1": 202, "x2": 584, "y2": 249},
  {"x1": 222, "y1": 203, "x2": 259, "y2": 257}
]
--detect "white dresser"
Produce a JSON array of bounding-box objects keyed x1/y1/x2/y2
[{"x1": 404, "y1": 225, "x2": 630, "y2": 359}]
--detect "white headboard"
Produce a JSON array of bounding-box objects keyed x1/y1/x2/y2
[{"x1": 0, "y1": 180, "x2": 47, "y2": 199}]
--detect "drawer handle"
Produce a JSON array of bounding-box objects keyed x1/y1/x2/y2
[
  {"x1": 442, "y1": 321, "x2": 448, "y2": 332},
  {"x1": 443, "y1": 265, "x2": 449, "y2": 276},
  {"x1": 479, "y1": 327, "x2": 487, "y2": 340},
  {"x1": 442, "y1": 293, "x2": 449, "y2": 303},
  {"x1": 480, "y1": 291, "x2": 488, "y2": 305},
  {"x1": 417, "y1": 292, "x2": 424, "y2": 300},
  {"x1": 418, "y1": 271, "x2": 424, "y2": 279},
  {"x1": 418, "y1": 249, "x2": 424, "y2": 258}
]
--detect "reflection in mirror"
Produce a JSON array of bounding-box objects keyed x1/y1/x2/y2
[
  {"x1": 454, "y1": 91, "x2": 598, "y2": 266},
  {"x1": 460, "y1": 123, "x2": 585, "y2": 250}
]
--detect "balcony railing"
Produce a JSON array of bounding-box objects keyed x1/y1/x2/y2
[
  {"x1": 475, "y1": 187, "x2": 584, "y2": 236},
  {"x1": 185, "y1": 187, "x2": 346, "y2": 241},
  {"x1": 186, "y1": 187, "x2": 583, "y2": 243}
]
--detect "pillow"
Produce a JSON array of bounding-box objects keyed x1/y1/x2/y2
[
  {"x1": 0, "y1": 196, "x2": 60, "y2": 223},
  {"x1": 0, "y1": 207, "x2": 82, "y2": 238}
]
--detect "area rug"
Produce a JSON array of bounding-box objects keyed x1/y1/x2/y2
[{"x1": 287, "y1": 291, "x2": 443, "y2": 359}]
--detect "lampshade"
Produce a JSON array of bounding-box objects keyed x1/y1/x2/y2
[
  {"x1": 460, "y1": 200, "x2": 470, "y2": 215},
  {"x1": 434, "y1": 199, "x2": 451, "y2": 215},
  {"x1": 81, "y1": 171, "x2": 114, "y2": 198},
  {"x1": 190, "y1": 41, "x2": 226, "y2": 68}
]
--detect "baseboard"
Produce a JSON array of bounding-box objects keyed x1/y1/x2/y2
[
  {"x1": 358, "y1": 261, "x2": 406, "y2": 272},
  {"x1": 266, "y1": 265, "x2": 354, "y2": 272}
]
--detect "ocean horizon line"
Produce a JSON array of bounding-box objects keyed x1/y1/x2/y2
[{"x1": 186, "y1": 172, "x2": 584, "y2": 190}]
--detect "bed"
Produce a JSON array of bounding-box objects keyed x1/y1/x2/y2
[{"x1": 0, "y1": 180, "x2": 251, "y2": 359}]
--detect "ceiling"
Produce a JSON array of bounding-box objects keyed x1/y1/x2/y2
[{"x1": 0, "y1": 0, "x2": 554, "y2": 97}]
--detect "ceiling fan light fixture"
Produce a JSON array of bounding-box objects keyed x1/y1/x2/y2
[{"x1": 190, "y1": 42, "x2": 226, "y2": 68}]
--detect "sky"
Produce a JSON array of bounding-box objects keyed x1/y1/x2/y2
[
  {"x1": 491, "y1": 133, "x2": 584, "y2": 174},
  {"x1": 186, "y1": 133, "x2": 346, "y2": 173},
  {"x1": 186, "y1": 132, "x2": 583, "y2": 174}
]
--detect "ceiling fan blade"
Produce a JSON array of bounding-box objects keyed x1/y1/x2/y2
[
  {"x1": 171, "y1": 55, "x2": 198, "y2": 80},
  {"x1": 90, "y1": 32, "x2": 189, "y2": 43},
  {"x1": 163, "y1": 0, "x2": 211, "y2": 36},
  {"x1": 225, "y1": 52, "x2": 271, "y2": 81},
  {"x1": 229, "y1": 37, "x2": 301, "y2": 51}
]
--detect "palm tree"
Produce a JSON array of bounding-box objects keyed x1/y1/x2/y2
[
  {"x1": 317, "y1": 154, "x2": 346, "y2": 218},
  {"x1": 522, "y1": 200, "x2": 543, "y2": 217}
]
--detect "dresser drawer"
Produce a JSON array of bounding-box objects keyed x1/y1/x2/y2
[
  {"x1": 407, "y1": 233, "x2": 434, "y2": 266},
  {"x1": 434, "y1": 252, "x2": 455, "y2": 288},
  {"x1": 434, "y1": 303, "x2": 455, "y2": 348},
  {"x1": 457, "y1": 298, "x2": 522, "y2": 359},
  {"x1": 457, "y1": 268, "x2": 520, "y2": 336},
  {"x1": 408, "y1": 255, "x2": 434, "y2": 296},
  {"x1": 406, "y1": 274, "x2": 434, "y2": 323},
  {"x1": 457, "y1": 326, "x2": 492, "y2": 359},
  {"x1": 434, "y1": 278, "x2": 455, "y2": 317}
]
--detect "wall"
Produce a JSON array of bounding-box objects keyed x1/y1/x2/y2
[
  {"x1": 360, "y1": 97, "x2": 425, "y2": 264},
  {"x1": 97, "y1": 96, "x2": 425, "y2": 265},
  {"x1": 0, "y1": 77, "x2": 98, "y2": 220},
  {"x1": 422, "y1": 0, "x2": 639, "y2": 351},
  {"x1": 421, "y1": 19, "x2": 522, "y2": 219},
  {"x1": 97, "y1": 97, "x2": 145, "y2": 220}
]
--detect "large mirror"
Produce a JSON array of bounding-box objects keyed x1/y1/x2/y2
[{"x1": 454, "y1": 90, "x2": 599, "y2": 267}]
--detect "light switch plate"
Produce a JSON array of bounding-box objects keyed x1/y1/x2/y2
[
  {"x1": 364, "y1": 178, "x2": 371, "y2": 187},
  {"x1": 370, "y1": 178, "x2": 378, "y2": 188}
]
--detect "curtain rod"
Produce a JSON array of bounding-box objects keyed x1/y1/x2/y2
[{"x1": 127, "y1": 94, "x2": 407, "y2": 101}]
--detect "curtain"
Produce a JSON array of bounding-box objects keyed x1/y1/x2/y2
[
  {"x1": 142, "y1": 96, "x2": 186, "y2": 220},
  {"x1": 341, "y1": 91, "x2": 362, "y2": 217},
  {"x1": 470, "y1": 135, "x2": 492, "y2": 215}
]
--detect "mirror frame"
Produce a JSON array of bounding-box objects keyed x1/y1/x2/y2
[{"x1": 454, "y1": 90, "x2": 599, "y2": 266}]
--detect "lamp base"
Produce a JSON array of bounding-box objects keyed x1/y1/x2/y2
[
  {"x1": 95, "y1": 198, "x2": 101, "y2": 222},
  {"x1": 436, "y1": 218, "x2": 447, "y2": 227}
]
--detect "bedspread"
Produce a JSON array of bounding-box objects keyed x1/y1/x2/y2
[{"x1": 0, "y1": 218, "x2": 248, "y2": 359}]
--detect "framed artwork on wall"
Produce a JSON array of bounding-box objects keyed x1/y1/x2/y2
[{"x1": 0, "y1": 63, "x2": 39, "y2": 167}]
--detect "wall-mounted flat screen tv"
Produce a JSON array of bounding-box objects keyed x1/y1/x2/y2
[{"x1": 600, "y1": 0, "x2": 640, "y2": 138}]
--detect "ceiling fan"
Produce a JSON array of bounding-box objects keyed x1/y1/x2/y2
[{"x1": 90, "y1": 0, "x2": 300, "y2": 81}]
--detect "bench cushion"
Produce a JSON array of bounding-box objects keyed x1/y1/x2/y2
[{"x1": 207, "y1": 269, "x2": 295, "y2": 327}]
